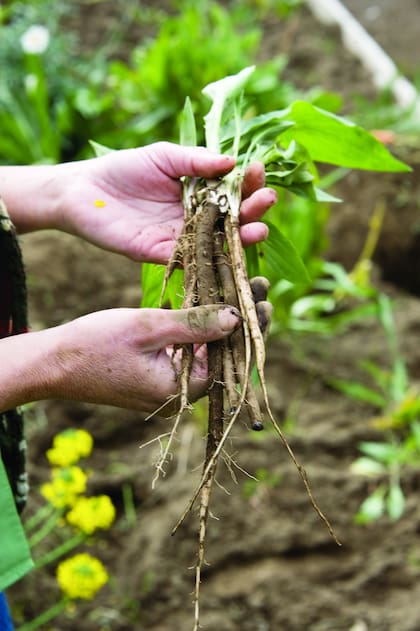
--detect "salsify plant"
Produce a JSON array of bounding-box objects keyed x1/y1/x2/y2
[{"x1": 136, "y1": 66, "x2": 410, "y2": 629}]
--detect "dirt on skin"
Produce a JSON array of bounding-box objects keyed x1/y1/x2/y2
[{"x1": 7, "y1": 2, "x2": 420, "y2": 630}]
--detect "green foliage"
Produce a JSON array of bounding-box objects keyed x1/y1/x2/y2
[
  {"x1": 0, "y1": 1, "x2": 110, "y2": 163},
  {"x1": 264, "y1": 196, "x2": 389, "y2": 335},
  {"x1": 146, "y1": 66, "x2": 407, "y2": 337},
  {"x1": 352, "y1": 86, "x2": 420, "y2": 136},
  {"x1": 89, "y1": 1, "x2": 291, "y2": 150},
  {"x1": 332, "y1": 295, "x2": 420, "y2": 524},
  {"x1": 140, "y1": 265, "x2": 184, "y2": 309},
  {"x1": 238, "y1": 0, "x2": 303, "y2": 18},
  {"x1": 278, "y1": 101, "x2": 410, "y2": 172},
  {"x1": 0, "y1": 0, "x2": 309, "y2": 163},
  {"x1": 260, "y1": 221, "x2": 311, "y2": 285}
]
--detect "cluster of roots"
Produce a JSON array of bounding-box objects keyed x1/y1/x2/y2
[{"x1": 156, "y1": 176, "x2": 338, "y2": 630}]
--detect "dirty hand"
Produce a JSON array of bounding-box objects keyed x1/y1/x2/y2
[
  {"x1": 0, "y1": 304, "x2": 242, "y2": 413},
  {"x1": 54, "y1": 142, "x2": 277, "y2": 263}
]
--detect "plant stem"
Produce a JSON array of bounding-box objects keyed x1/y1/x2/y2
[
  {"x1": 122, "y1": 482, "x2": 137, "y2": 528},
  {"x1": 34, "y1": 533, "x2": 86, "y2": 569},
  {"x1": 16, "y1": 598, "x2": 68, "y2": 631},
  {"x1": 24, "y1": 503, "x2": 56, "y2": 532},
  {"x1": 28, "y1": 511, "x2": 61, "y2": 547}
]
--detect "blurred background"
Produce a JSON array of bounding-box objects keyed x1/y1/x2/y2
[{"x1": 2, "y1": 1, "x2": 420, "y2": 630}]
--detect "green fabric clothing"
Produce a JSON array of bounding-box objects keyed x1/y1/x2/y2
[{"x1": 0, "y1": 456, "x2": 33, "y2": 591}]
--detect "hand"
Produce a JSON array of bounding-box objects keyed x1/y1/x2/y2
[
  {"x1": 56, "y1": 142, "x2": 277, "y2": 263},
  {"x1": 0, "y1": 304, "x2": 242, "y2": 413}
]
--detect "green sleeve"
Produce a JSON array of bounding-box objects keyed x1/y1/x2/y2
[{"x1": 0, "y1": 456, "x2": 33, "y2": 591}]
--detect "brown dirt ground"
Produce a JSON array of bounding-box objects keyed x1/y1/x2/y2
[{"x1": 8, "y1": 2, "x2": 420, "y2": 630}]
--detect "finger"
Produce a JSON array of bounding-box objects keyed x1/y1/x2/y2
[
  {"x1": 250, "y1": 276, "x2": 271, "y2": 303},
  {"x1": 143, "y1": 304, "x2": 242, "y2": 348},
  {"x1": 242, "y1": 161, "x2": 266, "y2": 198},
  {"x1": 239, "y1": 222, "x2": 269, "y2": 246},
  {"x1": 152, "y1": 142, "x2": 236, "y2": 180},
  {"x1": 240, "y1": 187, "x2": 277, "y2": 224}
]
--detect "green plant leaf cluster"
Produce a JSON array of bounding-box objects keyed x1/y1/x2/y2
[
  {"x1": 279, "y1": 101, "x2": 409, "y2": 172},
  {"x1": 0, "y1": 0, "x2": 308, "y2": 164},
  {"x1": 141, "y1": 65, "x2": 409, "y2": 344},
  {"x1": 84, "y1": 1, "x2": 292, "y2": 152},
  {"x1": 332, "y1": 295, "x2": 420, "y2": 524},
  {"x1": 0, "y1": 0, "x2": 128, "y2": 164},
  {"x1": 354, "y1": 481, "x2": 406, "y2": 525}
]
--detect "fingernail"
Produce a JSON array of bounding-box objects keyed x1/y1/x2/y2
[{"x1": 217, "y1": 306, "x2": 242, "y2": 332}]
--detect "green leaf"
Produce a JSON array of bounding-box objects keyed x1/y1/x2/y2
[
  {"x1": 140, "y1": 264, "x2": 183, "y2": 309},
  {"x1": 221, "y1": 112, "x2": 294, "y2": 152},
  {"x1": 280, "y1": 101, "x2": 411, "y2": 172},
  {"x1": 359, "y1": 359, "x2": 390, "y2": 392},
  {"x1": 239, "y1": 111, "x2": 295, "y2": 139},
  {"x1": 89, "y1": 140, "x2": 114, "y2": 157},
  {"x1": 328, "y1": 379, "x2": 387, "y2": 407},
  {"x1": 245, "y1": 244, "x2": 261, "y2": 278},
  {"x1": 263, "y1": 222, "x2": 311, "y2": 285},
  {"x1": 202, "y1": 65, "x2": 255, "y2": 152},
  {"x1": 354, "y1": 485, "x2": 386, "y2": 524},
  {"x1": 313, "y1": 187, "x2": 342, "y2": 203},
  {"x1": 202, "y1": 65, "x2": 255, "y2": 108},
  {"x1": 350, "y1": 457, "x2": 386, "y2": 476},
  {"x1": 386, "y1": 481, "x2": 405, "y2": 521},
  {"x1": 409, "y1": 420, "x2": 420, "y2": 450},
  {"x1": 390, "y1": 358, "x2": 409, "y2": 404},
  {"x1": 358, "y1": 441, "x2": 400, "y2": 464},
  {"x1": 289, "y1": 301, "x2": 379, "y2": 335},
  {"x1": 179, "y1": 97, "x2": 197, "y2": 147},
  {"x1": 140, "y1": 264, "x2": 164, "y2": 308}
]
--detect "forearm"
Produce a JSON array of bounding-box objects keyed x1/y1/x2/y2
[
  {"x1": 0, "y1": 329, "x2": 62, "y2": 411},
  {"x1": 0, "y1": 164, "x2": 69, "y2": 233}
]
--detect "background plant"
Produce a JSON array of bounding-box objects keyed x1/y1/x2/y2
[
  {"x1": 12, "y1": 429, "x2": 115, "y2": 629},
  {"x1": 0, "y1": 1, "x2": 88, "y2": 163},
  {"x1": 3, "y1": 0, "x2": 370, "y2": 338},
  {"x1": 330, "y1": 294, "x2": 420, "y2": 524},
  {"x1": 141, "y1": 70, "x2": 408, "y2": 316},
  {"x1": 0, "y1": 0, "x2": 335, "y2": 164},
  {"x1": 81, "y1": 0, "x2": 298, "y2": 150}
]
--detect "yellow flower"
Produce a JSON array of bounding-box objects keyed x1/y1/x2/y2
[
  {"x1": 66, "y1": 495, "x2": 116, "y2": 534},
  {"x1": 46, "y1": 429, "x2": 94, "y2": 467},
  {"x1": 57, "y1": 553, "x2": 109, "y2": 600},
  {"x1": 41, "y1": 466, "x2": 88, "y2": 509}
]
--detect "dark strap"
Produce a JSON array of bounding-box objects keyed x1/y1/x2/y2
[{"x1": 0, "y1": 200, "x2": 28, "y2": 513}]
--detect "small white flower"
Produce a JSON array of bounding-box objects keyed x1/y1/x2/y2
[
  {"x1": 24, "y1": 74, "x2": 38, "y2": 93},
  {"x1": 20, "y1": 25, "x2": 50, "y2": 55}
]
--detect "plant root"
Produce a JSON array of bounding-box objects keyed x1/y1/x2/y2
[{"x1": 161, "y1": 174, "x2": 340, "y2": 629}]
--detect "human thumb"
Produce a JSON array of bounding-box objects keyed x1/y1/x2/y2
[{"x1": 147, "y1": 304, "x2": 242, "y2": 347}]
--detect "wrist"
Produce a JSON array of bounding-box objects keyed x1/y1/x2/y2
[
  {"x1": 0, "y1": 163, "x2": 69, "y2": 233},
  {"x1": 0, "y1": 327, "x2": 64, "y2": 411}
]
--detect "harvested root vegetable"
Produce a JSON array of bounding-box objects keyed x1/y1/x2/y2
[
  {"x1": 137, "y1": 66, "x2": 408, "y2": 629},
  {"x1": 160, "y1": 175, "x2": 338, "y2": 630}
]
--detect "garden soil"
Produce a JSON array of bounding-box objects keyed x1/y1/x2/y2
[{"x1": 8, "y1": 2, "x2": 420, "y2": 630}]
